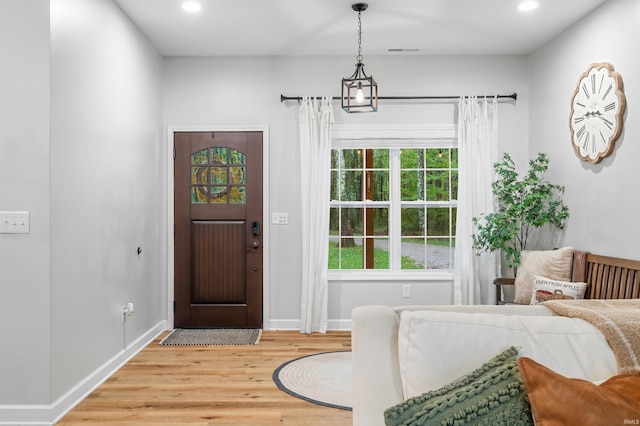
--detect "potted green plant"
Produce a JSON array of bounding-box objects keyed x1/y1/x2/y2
[{"x1": 472, "y1": 152, "x2": 570, "y2": 271}]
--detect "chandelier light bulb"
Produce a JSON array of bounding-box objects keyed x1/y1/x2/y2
[{"x1": 355, "y1": 83, "x2": 365, "y2": 103}]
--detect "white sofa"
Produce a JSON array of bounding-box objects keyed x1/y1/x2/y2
[{"x1": 351, "y1": 304, "x2": 618, "y2": 426}]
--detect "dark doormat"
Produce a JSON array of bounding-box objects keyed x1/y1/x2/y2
[{"x1": 160, "y1": 328, "x2": 262, "y2": 346}]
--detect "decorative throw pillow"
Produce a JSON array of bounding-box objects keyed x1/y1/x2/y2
[
  {"x1": 530, "y1": 276, "x2": 587, "y2": 305},
  {"x1": 384, "y1": 347, "x2": 533, "y2": 426},
  {"x1": 514, "y1": 247, "x2": 573, "y2": 304},
  {"x1": 517, "y1": 356, "x2": 640, "y2": 425}
]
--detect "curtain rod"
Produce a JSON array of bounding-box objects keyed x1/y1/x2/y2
[{"x1": 280, "y1": 93, "x2": 517, "y2": 102}]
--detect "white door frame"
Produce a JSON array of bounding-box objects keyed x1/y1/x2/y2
[{"x1": 167, "y1": 125, "x2": 270, "y2": 329}]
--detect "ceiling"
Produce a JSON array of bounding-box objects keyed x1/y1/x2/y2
[{"x1": 114, "y1": 0, "x2": 608, "y2": 57}]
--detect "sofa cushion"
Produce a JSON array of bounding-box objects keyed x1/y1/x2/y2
[
  {"x1": 530, "y1": 276, "x2": 587, "y2": 305},
  {"x1": 397, "y1": 310, "x2": 617, "y2": 399},
  {"x1": 514, "y1": 247, "x2": 573, "y2": 304},
  {"x1": 384, "y1": 347, "x2": 533, "y2": 426},
  {"x1": 518, "y1": 356, "x2": 640, "y2": 425}
]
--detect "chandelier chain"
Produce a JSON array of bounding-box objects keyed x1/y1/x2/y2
[{"x1": 356, "y1": 10, "x2": 363, "y2": 63}]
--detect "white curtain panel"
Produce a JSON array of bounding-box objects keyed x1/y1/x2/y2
[
  {"x1": 298, "y1": 97, "x2": 334, "y2": 333},
  {"x1": 454, "y1": 96, "x2": 500, "y2": 305}
]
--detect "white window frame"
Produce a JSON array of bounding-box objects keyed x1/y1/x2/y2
[{"x1": 329, "y1": 124, "x2": 457, "y2": 282}]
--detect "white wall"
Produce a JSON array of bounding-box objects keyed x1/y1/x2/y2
[
  {"x1": 0, "y1": 0, "x2": 51, "y2": 407},
  {"x1": 0, "y1": 0, "x2": 165, "y2": 423},
  {"x1": 164, "y1": 55, "x2": 530, "y2": 327},
  {"x1": 529, "y1": 0, "x2": 640, "y2": 258},
  {"x1": 49, "y1": 0, "x2": 166, "y2": 406}
]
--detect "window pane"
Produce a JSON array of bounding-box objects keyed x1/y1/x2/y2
[
  {"x1": 329, "y1": 207, "x2": 340, "y2": 235},
  {"x1": 426, "y1": 207, "x2": 451, "y2": 236},
  {"x1": 330, "y1": 171, "x2": 340, "y2": 200},
  {"x1": 372, "y1": 149, "x2": 389, "y2": 168},
  {"x1": 371, "y1": 207, "x2": 389, "y2": 236},
  {"x1": 425, "y1": 170, "x2": 449, "y2": 201},
  {"x1": 192, "y1": 167, "x2": 208, "y2": 185},
  {"x1": 210, "y1": 186, "x2": 227, "y2": 203},
  {"x1": 340, "y1": 239, "x2": 363, "y2": 269},
  {"x1": 229, "y1": 148, "x2": 246, "y2": 165},
  {"x1": 191, "y1": 149, "x2": 208, "y2": 165},
  {"x1": 451, "y1": 207, "x2": 457, "y2": 233},
  {"x1": 400, "y1": 149, "x2": 421, "y2": 168},
  {"x1": 191, "y1": 186, "x2": 208, "y2": 203},
  {"x1": 340, "y1": 171, "x2": 363, "y2": 201},
  {"x1": 426, "y1": 238, "x2": 454, "y2": 270},
  {"x1": 451, "y1": 148, "x2": 458, "y2": 168},
  {"x1": 342, "y1": 208, "x2": 363, "y2": 236},
  {"x1": 451, "y1": 170, "x2": 459, "y2": 200},
  {"x1": 229, "y1": 186, "x2": 246, "y2": 204},
  {"x1": 370, "y1": 170, "x2": 389, "y2": 201},
  {"x1": 210, "y1": 147, "x2": 227, "y2": 165},
  {"x1": 401, "y1": 170, "x2": 421, "y2": 201},
  {"x1": 401, "y1": 239, "x2": 425, "y2": 270},
  {"x1": 332, "y1": 149, "x2": 363, "y2": 169},
  {"x1": 210, "y1": 167, "x2": 226, "y2": 184},
  {"x1": 229, "y1": 167, "x2": 246, "y2": 184},
  {"x1": 426, "y1": 148, "x2": 448, "y2": 168},
  {"x1": 401, "y1": 207, "x2": 425, "y2": 237}
]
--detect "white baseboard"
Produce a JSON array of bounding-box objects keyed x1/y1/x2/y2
[
  {"x1": 0, "y1": 404, "x2": 51, "y2": 426},
  {"x1": 51, "y1": 320, "x2": 167, "y2": 423},
  {"x1": 265, "y1": 318, "x2": 352, "y2": 331},
  {"x1": 0, "y1": 321, "x2": 167, "y2": 426}
]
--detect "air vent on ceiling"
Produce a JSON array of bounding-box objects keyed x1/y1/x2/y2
[{"x1": 388, "y1": 48, "x2": 420, "y2": 53}]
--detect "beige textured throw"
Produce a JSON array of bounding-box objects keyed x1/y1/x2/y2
[{"x1": 542, "y1": 299, "x2": 640, "y2": 374}]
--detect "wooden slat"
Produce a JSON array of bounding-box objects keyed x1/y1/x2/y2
[
  {"x1": 58, "y1": 331, "x2": 352, "y2": 425},
  {"x1": 584, "y1": 253, "x2": 640, "y2": 300}
]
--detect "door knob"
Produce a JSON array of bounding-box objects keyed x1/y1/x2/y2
[{"x1": 250, "y1": 241, "x2": 260, "y2": 249}]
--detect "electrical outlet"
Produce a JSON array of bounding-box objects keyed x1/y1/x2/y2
[
  {"x1": 0, "y1": 211, "x2": 30, "y2": 234},
  {"x1": 272, "y1": 212, "x2": 288, "y2": 225},
  {"x1": 402, "y1": 284, "x2": 411, "y2": 298}
]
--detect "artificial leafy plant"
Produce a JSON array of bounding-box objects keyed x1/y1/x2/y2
[{"x1": 472, "y1": 152, "x2": 570, "y2": 269}]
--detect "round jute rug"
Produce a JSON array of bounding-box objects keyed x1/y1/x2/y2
[{"x1": 273, "y1": 351, "x2": 352, "y2": 410}]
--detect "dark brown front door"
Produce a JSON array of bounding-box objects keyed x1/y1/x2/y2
[{"x1": 174, "y1": 131, "x2": 263, "y2": 328}]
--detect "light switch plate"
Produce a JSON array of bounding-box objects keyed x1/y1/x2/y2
[
  {"x1": 0, "y1": 211, "x2": 30, "y2": 234},
  {"x1": 272, "y1": 212, "x2": 288, "y2": 225}
]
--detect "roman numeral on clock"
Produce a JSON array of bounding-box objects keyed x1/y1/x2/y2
[
  {"x1": 604, "y1": 102, "x2": 616, "y2": 112},
  {"x1": 582, "y1": 83, "x2": 590, "y2": 99},
  {"x1": 600, "y1": 130, "x2": 608, "y2": 145},
  {"x1": 602, "y1": 84, "x2": 613, "y2": 101}
]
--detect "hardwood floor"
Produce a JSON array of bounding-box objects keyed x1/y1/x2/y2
[{"x1": 58, "y1": 330, "x2": 352, "y2": 425}]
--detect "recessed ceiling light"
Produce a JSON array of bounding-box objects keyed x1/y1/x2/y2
[
  {"x1": 182, "y1": 1, "x2": 202, "y2": 13},
  {"x1": 518, "y1": 1, "x2": 539, "y2": 11}
]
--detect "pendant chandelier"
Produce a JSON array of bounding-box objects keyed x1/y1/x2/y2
[{"x1": 341, "y1": 3, "x2": 378, "y2": 113}]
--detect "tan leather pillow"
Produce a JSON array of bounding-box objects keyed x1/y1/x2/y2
[
  {"x1": 514, "y1": 247, "x2": 573, "y2": 304},
  {"x1": 517, "y1": 357, "x2": 640, "y2": 425}
]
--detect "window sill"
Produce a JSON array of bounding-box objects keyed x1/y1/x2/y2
[{"x1": 328, "y1": 270, "x2": 454, "y2": 282}]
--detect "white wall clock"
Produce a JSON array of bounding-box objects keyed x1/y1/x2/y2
[{"x1": 569, "y1": 62, "x2": 626, "y2": 164}]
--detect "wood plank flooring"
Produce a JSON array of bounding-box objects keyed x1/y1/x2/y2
[{"x1": 57, "y1": 330, "x2": 352, "y2": 425}]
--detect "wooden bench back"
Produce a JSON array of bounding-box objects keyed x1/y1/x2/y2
[{"x1": 576, "y1": 253, "x2": 640, "y2": 299}]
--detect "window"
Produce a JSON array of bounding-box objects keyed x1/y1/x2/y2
[{"x1": 329, "y1": 126, "x2": 457, "y2": 273}]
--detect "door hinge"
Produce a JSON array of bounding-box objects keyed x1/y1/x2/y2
[
  {"x1": 173, "y1": 300, "x2": 176, "y2": 313},
  {"x1": 173, "y1": 147, "x2": 176, "y2": 160}
]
